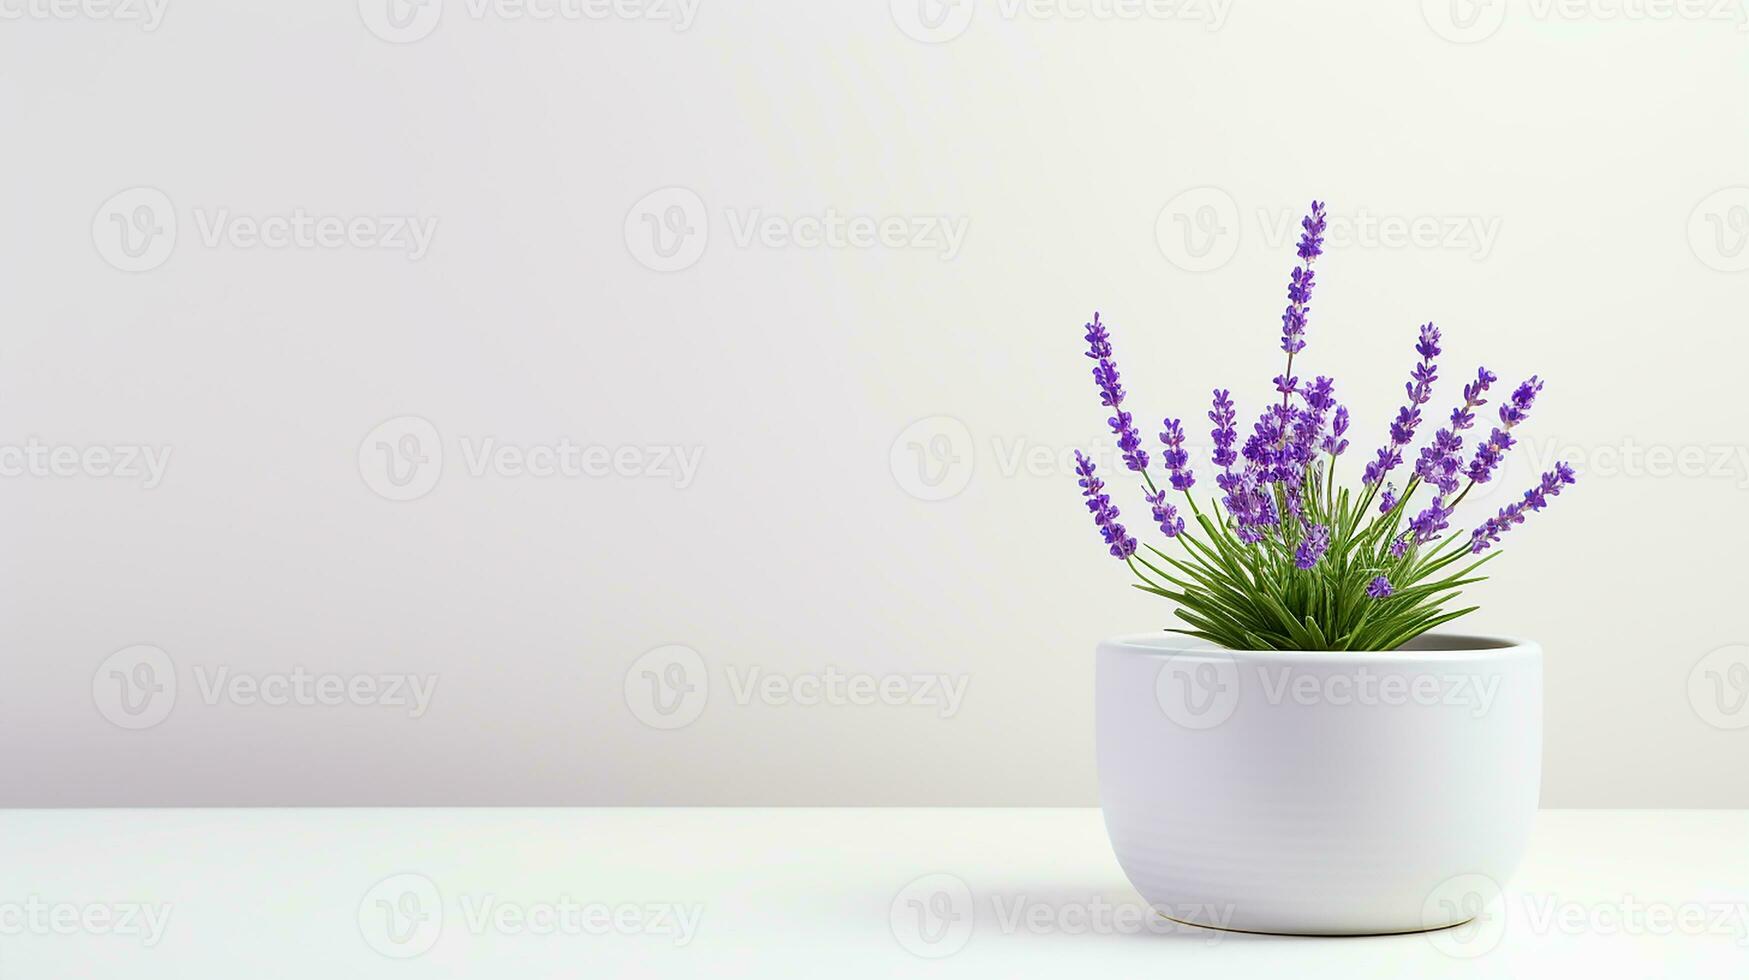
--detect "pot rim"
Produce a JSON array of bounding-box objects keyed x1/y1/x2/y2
[{"x1": 1099, "y1": 631, "x2": 1540, "y2": 665}]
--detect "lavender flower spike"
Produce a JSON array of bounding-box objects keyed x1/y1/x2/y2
[
  {"x1": 1321, "y1": 404, "x2": 1350, "y2": 457},
  {"x1": 1408, "y1": 496, "x2": 1452, "y2": 544},
  {"x1": 1221, "y1": 466, "x2": 1278, "y2": 545},
  {"x1": 1075, "y1": 450, "x2": 1137, "y2": 558},
  {"x1": 1208, "y1": 389, "x2": 1238, "y2": 470},
  {"x1": 1145, "y1": 488, "x2": 1186, "y2": 538},
  {"x1": 1417, "y1": 366, "x2": 1495, "y2": 495},
  {"x1": 1083, "y1": 312, "x2": 1148, "y2": 473},
  {"x1": 1294, "y1": 523, "x2": 1331, "y2": 570},
  {"x1": 1454, "y1": 367, "x2": 1499, "y2": 431},
  {"x1": 1286, "y1": 376, "x2": 1337, "y2": 476},
  {"x1": 1413, "y1": 429, "x2": 1465, "y2": 496},
  {"x1": 1402, "y1": 365, "x2": 1497, "y2": 545},
  {"x1": 1467, "y1": 375, "x2": 1543, "y2": 485},
  {"x1": 1158, "y1": 418, "x2": 1196, "y2": 491},
  {"x1": 1366, "y1": 576, "x2": 1393, "y2": 599},
  {"x1": 1469, "y1": 462, "x2": 1576, "y2": 553},
  {"x1": 1363, "y1": 323, "x2": 1442, "y2": 486},
  {"x1": 1279, "y1": 201, "x2": 1328, "y2": 356}
]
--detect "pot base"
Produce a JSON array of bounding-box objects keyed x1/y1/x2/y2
[{"x1": 1157, "y1": 909, "x2": 1480, "y2": 939}]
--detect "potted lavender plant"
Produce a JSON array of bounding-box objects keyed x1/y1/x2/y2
[{"x1": 1078, "y1": 202, "x2": 1575, "y2": 936}]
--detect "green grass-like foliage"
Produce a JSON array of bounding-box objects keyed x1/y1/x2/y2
[{"x1": 1127, "y1": 480, "x2": 1495, "y2": 652}]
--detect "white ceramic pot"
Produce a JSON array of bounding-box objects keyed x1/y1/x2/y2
[{"x1": 1096, "y1": 633, "x2": 1541, "y2": 936}]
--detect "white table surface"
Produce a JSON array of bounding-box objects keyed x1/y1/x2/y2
[{"x1": 0, "y1": 808, "x2": 1741, "y2": 977}]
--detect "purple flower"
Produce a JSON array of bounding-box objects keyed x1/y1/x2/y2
[
  {"x1": 1415, "y1": 322, "x2": 1441, "y2": 361},
  {"x1": 1366, "y1": 576, "x2": 1393, "y2": 599},
  {"x1": 1519, "y1": 464, "x2": 1569, "y2": 510},
  {"x1": 1378, "y1": 484, "x2": 1398, "y2": 515},
  {"x1": 1451, "y1": 367, "x2": 1498, "y2": 432},
  {"x1": 1157, "y1": 418, "x2": 1195, "y2": 491},
  {"x1": 1424, "y1": 365, "x2": 1494, "y2": 471},
  {"x1": 1145, "y1": 488, "x2": 1186, "y2": 538},
  {"x1": 1279, "y1": 201, "x2": 1328, "y2": 356},
  {"x1": 1390, "y1": 535, "x2": 1410, "y2": 558},
  {"x1": 1408, "y1": 495, "x2": 1452, "y2": 544},
  {"x1": 1321, "y1": 404, "x2": 1350, "y2": 457},
  {"x1": 1403, "y1": 365, "x2": 1498, "y2": 503},
  {"x1": 1364, "y1": 323, "x2": 1442, "y2": 486},
  {"x1": 1363, "y1": 446, "x2": 1402, "y2": 487},
  {"x1": 1467, "y1": 427, "x2": 1515, "y2": 485},
  {"x1": 1469, "y1": 462, "x2": 1576, "y2": 553},
  {"x1": 1241, "y1": 404, "x2": 1290, "y2": 476},
  {"x1": 1281, "y1": 376, "x2": 1338, "y2": 475},
  {"x1": 1388, "y1": 406, "x2": 1421, "y2": 447},
  {"x1": 1414, "y1": 428, "x2": 1466, "y2": 496},
  {"x1": 1101, "y1": 524, "x2": 1138, "y2": 558},
  {"x1": 1083, "y1": 311, "x2": 1112, "y2": 358},
  {"x1": 1498, "y1": 375, "x2": 1543, "y2": 428},
  {"x1": 1220, "y1": 465, "x2": 1279, "y2": 544},
  {"x1": 1208, "y1": 389, "x2": 1238, "y2": 469},
  {"x1": 1298, "y1": 205, "x2": 1328, "y2": 261},
  {"x1": 1076, "y1": 450, "x2": 1137, "y2": 559},
  {"x1": 1294, "y1": 523, "x2": 1331, "y2": 570},
  {"x1": 1467, "y1": 375, "x2": 1542, "y2": 484},
  {"x1": 1084, "y1": 313, "x2": 1148, "y2": 472}
]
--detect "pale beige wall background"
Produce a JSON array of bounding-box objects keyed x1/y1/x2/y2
[{"x1": 1, "y1": 1, "x2": 1744, "y2": 805}]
